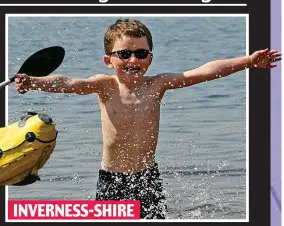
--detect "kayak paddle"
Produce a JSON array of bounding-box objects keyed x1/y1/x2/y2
[{"x1": 0, "y1": 46, "x2": 65, "y2": 89}]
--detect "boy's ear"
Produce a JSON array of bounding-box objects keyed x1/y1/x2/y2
[
  {"x1": 149, "y1": 53, "x2": 153, "y2": 66},
  {"x1": 104, "y1": 55, "x2": 114, "y2": 69}
]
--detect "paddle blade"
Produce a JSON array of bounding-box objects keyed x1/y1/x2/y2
[
  {"x1": 17, "y1": 46, "x2": 65, "y2": 77},
  {"x1": 0, "y1": 46, "x2": 65, "y2": 90}
]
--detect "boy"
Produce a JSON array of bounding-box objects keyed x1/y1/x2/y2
[{"x1": 14, "y1": 19, "x2": 281, "y2": 219}]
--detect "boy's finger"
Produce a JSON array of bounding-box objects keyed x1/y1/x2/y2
[
  {"x1": 16, "y1": 75, "x2": 24, "y2": 81},
  {"x1": 255, "y1": 49, "x2": 268, "y2": 55},
  {"x1": 14, "y1": 74, "x2": 24, "y2": 79},
  {"x1": 273, "y1": 57, "x2": 282, "y2": 62},
  {"x1": 268, "y1": 50, "x2": 278, "y2": 55},
  {"x1": 261, "y1": 48, "x2": 269, "y2": 53},
  {"x1": 14, "y1": 73, "x2": 26, "y2": 77},
  {"x1": 271, "y1": 53, "x2": 282, "y2": 57}
]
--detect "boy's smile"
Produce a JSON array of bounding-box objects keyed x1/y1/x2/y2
[
  {"x1": 104, "y1": 35, "x2": 152, "y2": 85},
  {"x1": 122, "y1": 65, "x2": 141, "y2": 75}
]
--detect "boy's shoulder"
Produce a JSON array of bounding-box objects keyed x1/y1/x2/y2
[
  {"x1": 143, "y1": 74, "x2": 166, "y2": 84},
  {"x1": 88, "y1": 74, "x2": 117, "y2": 84},
  {"x1": 88, "y1": 74, "x2": 114, "y2": 79}
]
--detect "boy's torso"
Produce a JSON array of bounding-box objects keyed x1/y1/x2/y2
[{"x1": 98, "y1": 75, "x2": 165, "y2": 173}]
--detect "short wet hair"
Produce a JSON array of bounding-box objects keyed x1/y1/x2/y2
[{"x1": 104, "y1": 18, "x2": 153, "y2": 54}]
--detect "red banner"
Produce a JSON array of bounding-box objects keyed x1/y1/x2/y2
[{"x1": 8, "y1": 200, "x2": 140, "y2": 220}]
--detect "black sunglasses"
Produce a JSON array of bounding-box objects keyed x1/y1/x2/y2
[{"x1": 110, "y1": 49, "x2": 151, "y2": 60}]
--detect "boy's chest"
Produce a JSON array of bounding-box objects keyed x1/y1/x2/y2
[{"x1": 105, "y1": 91, "x2": 161, "y2": 119}]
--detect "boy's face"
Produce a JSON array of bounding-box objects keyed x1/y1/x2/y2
[{"x1": 104, "y1": 35, "x2": 152, "y2": 84}]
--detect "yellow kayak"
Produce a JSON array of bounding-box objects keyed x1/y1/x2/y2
[{"x1": 0, "y1": 112, "x2": 57, "y2": 186}]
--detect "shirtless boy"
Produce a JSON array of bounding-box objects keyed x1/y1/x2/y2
[{"x1": 14, "y1": 19, "x2": 281, "y2": 219}]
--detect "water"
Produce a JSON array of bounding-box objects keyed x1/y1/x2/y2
[{"x1": 7, "y1": 16, "x2": 246, "y2": 219}]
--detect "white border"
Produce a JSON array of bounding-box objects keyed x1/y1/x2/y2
[
  {"x1": 282, "y1": 0, "x2": 284, "y2": 224},
  {"x1": 5, "y1": 13, "x2": 249, "y2": 223},
  {"x1": 246, "y1": 14, "x2": 249, "y2": 223}
]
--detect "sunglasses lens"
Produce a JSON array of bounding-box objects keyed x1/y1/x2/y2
[
  {"x1": 117, "y1": 50, "x2": 132, "y2": 59},
  {"x1": 134, "y1": 50, "x2": 149, "y2": 59}
]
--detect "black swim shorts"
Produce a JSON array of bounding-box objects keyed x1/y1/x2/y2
[{"x1": 95, "y1": 163, "x2": 167, "y2": 219}]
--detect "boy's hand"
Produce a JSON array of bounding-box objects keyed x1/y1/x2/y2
[
  {"x1": 249, "y1": 48, "x2": 281, "y2": 68},
  {"x1": 14, "y1": 73, "x2": 31, "y2": 94}
]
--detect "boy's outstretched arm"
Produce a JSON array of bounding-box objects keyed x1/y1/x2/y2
[
  {"x1": 14, "y1": 73, "x2": 108, "y2": 95},
  {"x1": 157, "y1": 49, "x2": 281, "y2": 91}
]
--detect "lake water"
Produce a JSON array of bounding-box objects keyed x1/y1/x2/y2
[{"x1": 7, "y1": 16, "x2": 246, "y2": 220}]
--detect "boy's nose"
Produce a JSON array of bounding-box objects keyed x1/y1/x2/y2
[{"x1": 128, "y1": 54, "x2": 139, "y2": 63}]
